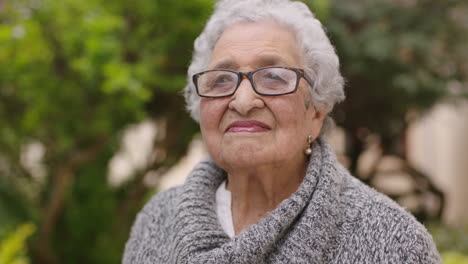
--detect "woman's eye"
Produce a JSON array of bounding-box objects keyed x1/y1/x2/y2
[
  {"x1": 215, "y1": 76, "x2": 232, "y2": 84},
  {"x1": 208, "y1": 74, "x2": 235, "y2": 92},
  {"x1": 264, "y1": 72, "x2": 288, "y2": 85},
  {"x1": 266, "y1": 72, "x2": 283, "y2": 80}
]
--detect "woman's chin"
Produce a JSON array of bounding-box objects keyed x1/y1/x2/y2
[{"x1": 216, "y1": 148, "x2": 275, "y2": 171}]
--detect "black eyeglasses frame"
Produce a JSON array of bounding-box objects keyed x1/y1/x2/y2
[{"x1": 192, "y1": 66, "x2": 314, "y2": 98}]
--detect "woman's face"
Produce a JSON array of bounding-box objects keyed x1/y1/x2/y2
[{"x1": 199, "y1": 21, "x2": 325, "y2": 171}]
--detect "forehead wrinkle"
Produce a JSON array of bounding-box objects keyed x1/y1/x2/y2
[
  {"x1": 210, "y1": 54, "x2": 293, "y2": 71},
  {"x1": 255, "y1": 55, "x2": 290, "y2": 67},
  {"x1": 210, "y1": 60, "x2": 239, "y2": 70}
]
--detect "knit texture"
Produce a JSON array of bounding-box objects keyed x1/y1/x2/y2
[{"x1": 123, "y1": 139, "x2": 441, "y2": 263}]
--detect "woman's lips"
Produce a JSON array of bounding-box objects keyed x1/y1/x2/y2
[{"x1": 226, "y1": 120, "x2": 271, "y2": 133}]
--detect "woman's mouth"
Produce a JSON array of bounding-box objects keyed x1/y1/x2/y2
[{"x1": 226, "y1": 120, "x2": 271, "y2": 133}]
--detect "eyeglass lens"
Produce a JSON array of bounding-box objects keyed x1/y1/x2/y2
[{"x1": 197, "y1": 68, "x2": 297, "y2": 97}]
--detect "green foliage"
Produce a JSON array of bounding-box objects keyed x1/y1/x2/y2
[
  {"x1": 305, "y1": 0, "x2": 330, "y2": 21},
  {"x1": 0, "y1": 223, "x2": 35, "y2": 264},
  {"x1": 442, "y1": 252, "x2": 468, "y2": 264},
  {"x1": 428, "y1": 222, "x2": 468, "y2": 254},
  {"x1": 1, "y1": 0, "x2": 466, "y2": 263},
  {"x1": 0, "y1": 177, "x2": 33, "y2": 232},
  {"x1": 54, "y1": 150, "x2": 121, "y2": 264},
  {"x1": 324, "y1": 0, "x2": 468, "y2": 139},
  {"x1": 429, "y1": 222, "x2": 468, "y2": 264},
  {"x1": 0, "y1": 0, "x2": 210, "y2": 263}
]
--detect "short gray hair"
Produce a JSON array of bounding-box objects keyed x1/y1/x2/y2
[{"x1": 183, "y1": 0, "x2": 345, "y2": 134}]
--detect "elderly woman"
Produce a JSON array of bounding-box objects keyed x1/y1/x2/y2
[{"x1": 123, "y1": 0, "x2": 441, "y2": 263}]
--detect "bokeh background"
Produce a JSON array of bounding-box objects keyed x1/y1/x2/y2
[{"x1": 1, "y1": 0, "x2": 467, "y2": 263}]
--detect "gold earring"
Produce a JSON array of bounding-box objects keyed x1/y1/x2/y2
[{"x1": 304, "y1": 135, "x2": 313, "y2": 155}]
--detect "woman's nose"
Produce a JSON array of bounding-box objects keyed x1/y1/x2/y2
[{"x1": 228, "y1": 76, "x2": 265, "y2": 115}]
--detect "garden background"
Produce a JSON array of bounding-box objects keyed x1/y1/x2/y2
[{"x1": 1, "y1": 0, "x2": 467, "y2": 263}]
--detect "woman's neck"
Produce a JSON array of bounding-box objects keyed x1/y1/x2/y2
[{"x1": 226, "y1": 158, "x2": 307, "y2": 234}]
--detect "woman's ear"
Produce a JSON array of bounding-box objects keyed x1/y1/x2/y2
[{"x1": 308, "y1": 105, "x2": 326, "y2": 140}]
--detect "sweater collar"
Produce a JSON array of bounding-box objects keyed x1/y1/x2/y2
[{"x1": 171, "y1": 139, "x2": 344, "y2": 263}]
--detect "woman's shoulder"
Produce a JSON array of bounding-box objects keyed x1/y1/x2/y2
[
  {"x1": 128, "y1": 185, "x2": 184, "y2": 233},
  {"x1": 140, "y1": 186, "x2": 184, "y2": 216},
  {"x1": 123, "y1": 186, "x2": 184, "y2": 264},
  {"x1": 338, "y1": 174, "x2": 441, "y2": 262},
  {"x1": 340, "y1": 173, "x2": 427, "y2": 231},
  {"x1": 341, "y1": 174, "x2": 417, "y2": 223}
]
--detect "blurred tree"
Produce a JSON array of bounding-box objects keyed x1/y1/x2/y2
[
  {"x1": 0, "y1": 222, "x2": 35, "y2": 264},
  {"x1": 0, "y1": 0, "x2": 209, "y2": 263},
  {"x1": 316, "y1": 0, "x2": 468, "y2": 221},
  {"x1": 1, "y1": 0, "x2": 467, "y2": 263}
]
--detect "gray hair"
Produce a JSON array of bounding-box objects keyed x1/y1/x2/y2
[{"x1": 183, "y1": 0, "x2": 345, "y2": 135}]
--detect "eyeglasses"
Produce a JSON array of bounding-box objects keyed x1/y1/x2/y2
[{"x1": 192, "y1": 66, "x2": 313, "y2": 98}]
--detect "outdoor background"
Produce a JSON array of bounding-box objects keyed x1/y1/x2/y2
[{"x1": 1, "y1": 0, "x2": 467, "y2": 263}]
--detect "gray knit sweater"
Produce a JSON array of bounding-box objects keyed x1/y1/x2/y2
[{"x1": 123, "y1": 140, "x2": 441, "y2": 263}]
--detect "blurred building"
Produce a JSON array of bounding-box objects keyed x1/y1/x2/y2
[{"x1": 407, "y1": 101, "x2": 468, "y2": 226}]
